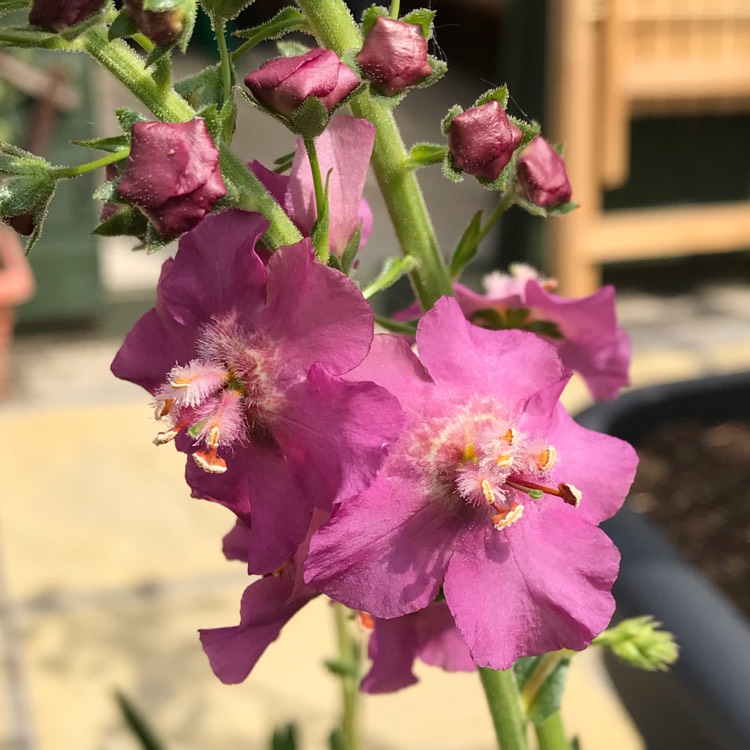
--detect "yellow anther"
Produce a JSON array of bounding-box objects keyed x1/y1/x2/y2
[
  {"x1": 536, "y1": 446, "x2": 557, "y2": 472},
  {"x1": 480, "y1": 478, "x2": 495, "y2": 504},
  {"x1": 154, "y1": 398, "x2": 174, "y2": 420},
  {"x1": 207, "y1": 425, "x2": 221, "y2": 449},
  {"x1": 170, "y1": 377, "x2": 194, "y2": 388},
  {"x1": 496, "y1": 453, "x2": 513, "y2": 467},
  {"x1": 153, "y1": 428, "x2": 178, "y2": 446},
  {"x1": 492, "y1": 503, "x2": 524, "y2": 530},
  {"x1": 503, "y1": 428, "x2": 517, "y2": 445},
  {"x1": 193, "y1": 448, "x2": 227, "y2": 474},
  {"x1": 559, "y1": 483, "x2": 582, "y2": 507}
]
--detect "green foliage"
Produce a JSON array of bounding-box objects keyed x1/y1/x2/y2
[
  {"x1": 475, "y1": 84, "x2": 510, "y2": 111},
  {"x1": 269, "y1": 723, "x2": 299, "y2": 750},
  {"x1": 449, "y1": 210, "x2": 483, "y2": 280},
  {"x1": 93, "y1": 207, "x2": 148, "y2": 238},
  {"x1": 201, "y1": 0, "x2": 254, "y2": 21},
  {"x1": 276, "y1": 38, "x2": 310, "y2": 58},
  {"x1": 404, "y1": 142, "x2": 447, "y2": 170},
  {"x1": 175, "y1": 65, "x2": 223, "y2": 110},
  {"x1": 233, "y1": 7, "x2": 309, "y2": 53},
  {"x1": 72, "y1": 135, "x2": 130, "y2": 153},
  {"x1": 114, "y1": 690, "x2": 166, "y2": 750},
  {"x1": 470, "y1": 307, "x2": 563, "y2": 339},
  {"x1": 0, "y1": 0, "x2": 30, "y2": 20},
  {"x1": 362, "y1": 256, "x2": 418, "y2": 300},
  {"x1": 360, "y1": 5, "x2": 389, "y2": 36},
  {"x1": 400, "y1": 8, "x2": 436, "y2": 39},
  {"x1": 514, "y1": 655, "x2": 570, "y2": 726},
  {"x1": 116, "y1": 107, "x2": 149, "y2": 132},
  {"x1": 340, "y1": 221, "x2": 362, "y2": 274},
  {"x1": 594, "y1": 616, "x2": 679, "y2": 672},
  {"x1": 291, "y1": 96, "x2": 330, "y2": 139}
]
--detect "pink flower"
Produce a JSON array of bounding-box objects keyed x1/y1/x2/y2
[
  {"x1": 245, "y1": 49, "x2": 360, "y2": 119},
  {"x1": 117, "y1": 119, "x2": 226, "y2": 241},
  {"x1": 516, "y1": 136, "x2": 572, "y2": 208},
  {"x1": 361, "y1": 602, "x2": 474, "y2": 694},
  {"x1": 112, "y1": 210, "x2": 403, "y2": 573},
  {"x1": 29, "y1": 0, "x2": 105, "y2": 31},
  {"x1": 200, "y1": 512, "x2": 324, "y2": 684},
  {"x1": 357, "y1": 17, "x2": 433, "y2": 96},
  {"x1": 447, "y1": 101, "x2": 522, "y2": 181},
  {"x1": 459, "y1": 265, "x2": 630, "y2": 401},
  {"x1": 305, "y1": 299, "x2": 637, "y2": 669},
  {"x1": 250, "y1": 114, "x2": 375, "y2": 258}
]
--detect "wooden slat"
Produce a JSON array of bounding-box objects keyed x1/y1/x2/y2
[
  {"x1": 588, "y1": 202, "x2": 750, "y2": 261},
  {"x1": 627, "y1": 62, "x2": 750, "y2": 102}
]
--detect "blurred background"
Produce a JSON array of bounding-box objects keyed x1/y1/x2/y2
[{"x1": 2, "y1": 0, "x2": 750, "y2": 748}]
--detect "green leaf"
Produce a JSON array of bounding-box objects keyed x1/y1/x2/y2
[
  {"x1": 109, "y1": 8, "x2": 139, "y2": 40},
  {"x1": 0, "y1": 25, "x2": 67, "y2": 49},
  {"x1": 571, "y1": 737, "x2": 582, "y2": 750},
  {"x1": 311, "y1": 169, "x2": 331, "y2": 260},
  {"x1": 509, "y1": 115, "x2": 541, "y2": 148},
  {"x1": 362, "y1": 256, "x2": 418, "y2": 300},
  {"x1": 269, "y1": 722, "x2": 298, "y2": 750},
  {"x1": 93, "y1": 208, "x2": 149, "y2": 238},
  {"x1": 514, "y1": 655, "x2": 570, "y2": 726},
  {"x1": 323, "y1": 658, "x2": 359, "y2": 678},
  {"x1": 201, "y1": 0, "x2": 254, "y2": 22},
  {"x1": 175, "y1": 64, "x2": 223, "y2": 110},
  {"x1": 440, "y1": 104, "x2": 463, "y2": 136},
  {"x1": 594, "y1": 616, "x2": 679, "y2": 672},
  {"x1": 0, "y1": 172, "x2": 54, "y2": 219},
  {"x1": 291, "y1": 96, "x2": 330, "y2": 139},
  {"x1": 0, "y1": 141, "x2": 49, "y2": 176},
  {"x1": 361, "y1": 5, "x2": 389, "y2": 35},
  {"x1": 0, "y1": 1, "x2": 30, "y2": 20},
  {"x1": 340, "y1": 222, "x2": 362, "y2": 274},
  {"x1": 114, "y1": 690, "x2": 165, "y2": 750},
  {"x1": 72, "y1": 135, "x2": 130, "y2": 153},
  {"x1": 144, "y1": 43, "x2": 172, "y2": 69},
  {"x1": 272, "y1": 151, "x2": 294, "y2": 174},
  {"x1": 276, "y1": 39, "x2": 310, "y2": 58},
  {"x1": 93, "y1": 178, "x2": 121, "y2": 204},
  {"x1": 449, "y1": 210, "x2": 483, "y2": 280},
  {"x1": 328, "y1": 728, "x2": 345, "y2": 750},
  {"x1": 441, "y1": 152, "x2": 463, "y2": 183},
  {"x1": 374, "y1": 315, "x2": 418, "y2": 336},
  {"x1": 144, "y1": 0, "x2": 184, "y2": 10},
  {"x1": 234, "y1": 7, "x2": 308, "y2": 53},
  {"x1": 116, "y1": 108, "x2": 149, "y2": 133},
  {"x1": 404, "y1": 142, "x2": 446, "y2": 170},
  {"x1": 475, "y1": 85, "x2": 509, "y2": 110},
  {"x1": 401, "y1": 8, "x2": 436, "y2": 39}
]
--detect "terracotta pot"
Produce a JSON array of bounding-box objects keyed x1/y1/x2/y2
[{"x1": 0, "y1": 225, "x2": 35, "y2": 396}]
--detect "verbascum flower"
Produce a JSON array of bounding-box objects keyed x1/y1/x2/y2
[
  {"x1": 111, "y1": 210, "x2": 404, "y2": 573},
  {"x1": 245, "y1": 49, "x2": 360, "y2": 120},
  {"x1": 117, "y1": 119, "x2": 226, "y2": 241},
  {"x1": 447, "y1": 101, "x2": 522, "y2": 181},
  {"x1": 305, "y1": 298, "x2": 637, "y2": 669},
  {"x1": 516, "y1": 136, "x2": 572, "y2": 208},
  {"x1": 250, "y1": 115, "x2": 375, "y2": 258},
  {"x1": 361, "y1": 602, "x2": 475, "y2": 694},
  {"x1": 29, "y1": 0, "x2": 106, "y2": 31},
  {"x1": 357, "y1": 17, "x2": 433, "y2": 96}
]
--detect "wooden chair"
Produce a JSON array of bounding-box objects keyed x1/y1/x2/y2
[{"x1": 545, "y1": 0, "x2": 750, "y2": 295}]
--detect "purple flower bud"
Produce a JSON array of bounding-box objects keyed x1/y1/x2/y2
[
  {"x1": 244, "y1": 49, "x2": 360, "y2": 119},
  {"x1": 447, "y1": 100, "x2": 523, "y2": 181},
  {"x1": 124, "y1": 0, "x2": 187, "y2": 47},
  {"x1": 29, "y1": 0, "x2": 106, "y2": 31},
  {"x1": 357, "y1": 17, "x2": 432, "y2": 96},
  {"x1": 516, "y1": 136, "x2": 572, "y2": 208},
  {"x1": 117, "y1": 120, "x2": 226, "y2": 242}
]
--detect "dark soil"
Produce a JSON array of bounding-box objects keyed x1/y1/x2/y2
[{"x1": 629, "y1": 420, "x2": 750, "y2": 618}]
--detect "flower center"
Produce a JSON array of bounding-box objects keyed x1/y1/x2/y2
[
  {"x1": 150, "y1": 315, "x2": 280, "y2": 474},
  {"x1": 407, "y1": 399, "x2": 581, "y2": 531}
]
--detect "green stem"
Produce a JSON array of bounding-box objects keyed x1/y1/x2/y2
[
  {"x1": 390, "y1": 0, "x2": 401, "y2": 18},
  {"x1": 534, "y1": 712, "x2": 572, "y2": 750},
  {"x1": 332, "y1": 604, "x2": 361, "y2": 750},
  {"x1": 214, "y1": 19, "x2": 234, "y2": 109},
  {"x1": 478, "y1": 667, "x2": 529, "y2": 750},
  {"x1": 303, "y1": 137, "x2": 330, "y2": 262},
  {"x1": 295, "y1": 0, "x2": 452, "y2": 309},
  {"x1": 153, "y1": 54, "x2": 172, "y2": 96},
  {"x1": 476, "y1": 188, "x2": 516, "y2": 246},
  {"x1": 52, "y1": 148, "x2": 130, "y2": 178},
  {"x1": 79, "y1": 26, "x2": 301, "y2": 249}
]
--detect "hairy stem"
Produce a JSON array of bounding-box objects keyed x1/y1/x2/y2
[
  {"x1": 478, "y1": 667, "x2": 529, "y2": 750},
  {"x1": 295, "y1": 0, "x2": 453, "y2": 309},
  {"x1": 332, "y1": 604, "x2": 361, "y2": 750},
  {"x1": 476, "y1": 188, "x2": 516, "y2": 246},
  {"x1": 52, "y1": 148, "x2": 130, "y2": 178},
  {"x1": 534, "y1": 712, "x2": 572, "y2": 750},
  {"x1": 304, "y1": 137, "x2": 330, "y2": 263}
]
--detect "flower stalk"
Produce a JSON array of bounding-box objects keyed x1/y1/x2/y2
[
  {"x1": 332, "y1": 603, "x2": 361, "y2": 750},
  {"x1": 534, "y1": 712, "x2": 572, "y2": 750},
  {"x1": 52, "y1": 148, "x2": 130, "y2": 179},
  {"x1": 478, "y1": 667, "x2": 529, "y2": 750},
  {"x1": 294, "y1": 0, "x2": 453, "y2": 309}
]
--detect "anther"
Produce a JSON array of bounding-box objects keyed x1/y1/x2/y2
[
  {"x1": 503, "y1": 428, "x2": 517, "y2": 445},
  {"x1": 536, "y1": 446, "x2": 556, "y2": 472},
  {"x1": 154, "y1": 398, "x2": 174, "y2": 420},
  {"x1": 496, "y1": 453, "x2": 513, "y2": 467},
  {"x1": 193, "y1": 448, "x2": 227, "y2": 474},
  {"x1": 480, "y1": 478, "x2": 495, "y2": 504},
  {"x1": 358, "y1": 611, "x2": 375, "y2": 631},
  {"x1": 559, "y1": 483, "x2": 582, "y2": 507},
  {"x1": 492, "y1": 503, "x2": 524, "y2": 530}
]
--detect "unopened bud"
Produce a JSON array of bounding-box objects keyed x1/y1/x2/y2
[
  {"x1": 124, "y1": 0, "x2": 188, "y2": 47},
  {"x1": 357, "y1": 17, "x2": 432, "y2": 96},
  {"x1": 447, "y1": 101, "x2": 522, "y2": 181},
  {"x1": 516, "y1": 136, "x2": 572, "y2": 208},
  {"x1": 594, "y1": 616, "x2": 679, "y2": 672},
  {"x1": 29, "y1": 0, "x2": 106, "y2": 32}
]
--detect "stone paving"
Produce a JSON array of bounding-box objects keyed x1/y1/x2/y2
[{"x1": 2, "y1": 47, "x2": 750, "y2": 750}]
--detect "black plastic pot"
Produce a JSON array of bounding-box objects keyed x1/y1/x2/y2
[{"x1": 576, "y1": 372, "x2": 750, "y2": 750}]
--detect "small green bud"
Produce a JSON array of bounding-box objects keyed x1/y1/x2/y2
[
  {"x1": 595, "y1": 616, "x2": 679, "y2": 672},
  {"x1": 124, "y1": 0, "x2": 194, "y2": 47}
]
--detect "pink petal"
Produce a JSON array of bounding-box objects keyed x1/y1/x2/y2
[
  {"x1": 416, "y1": 297, "x2": 565, "y2": 408},
  {"x1": 259, "y1": 241, "x2": 374, "y2": 378},
  {"x1": 285, "y1": 115, "x2": 375, "y2": 256},
  {"x1": 305, "y1": 476, "x2": 460, "y2": 617},
  {"x1": 444, "y1": 507, "x2": 620, "y2": 669},
  {"x1": 361, "y1": 616, "x2": 420, "y2": 694}
]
